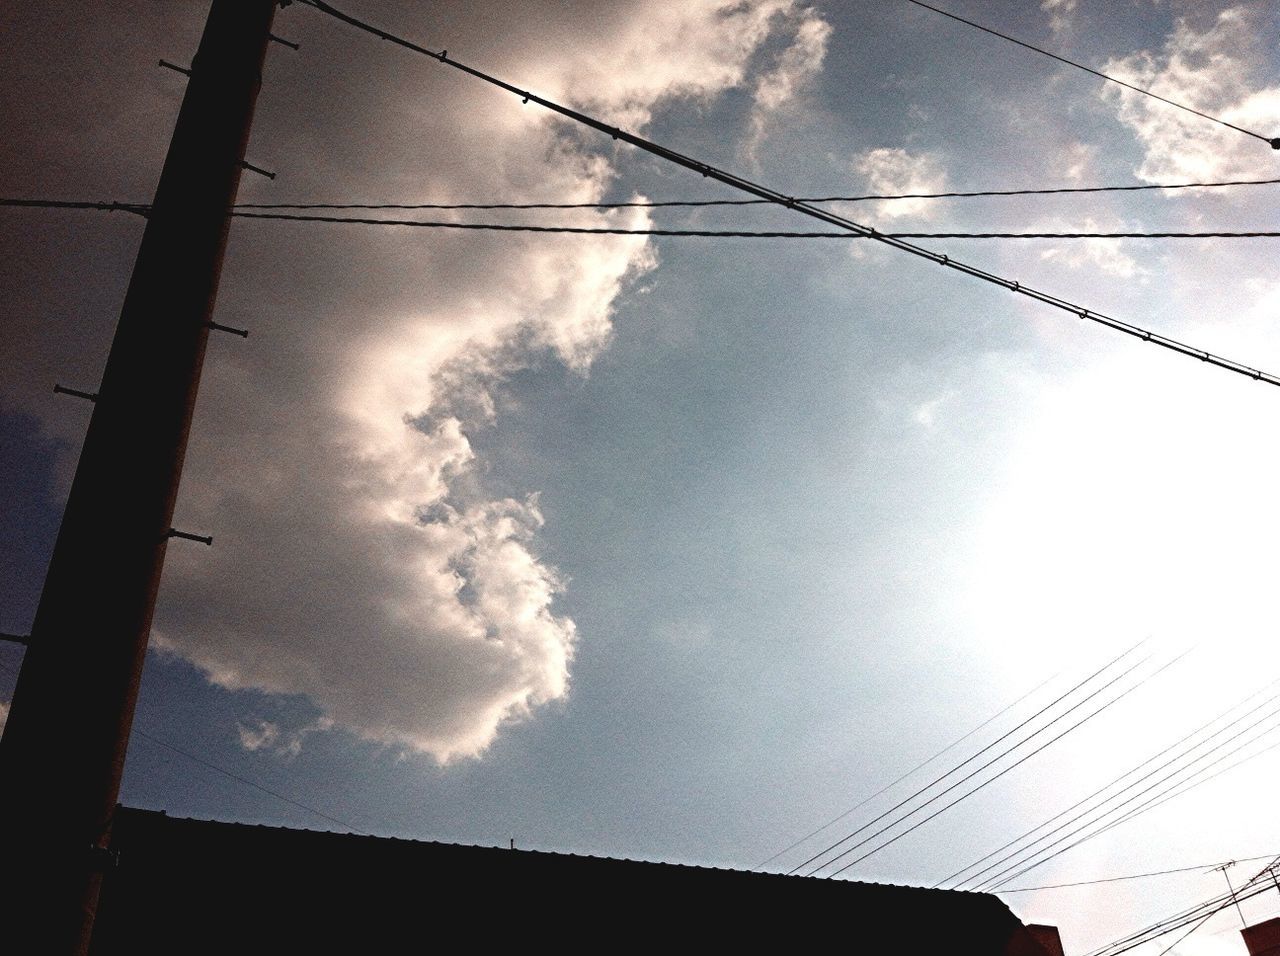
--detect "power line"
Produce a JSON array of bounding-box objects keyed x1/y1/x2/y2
[
  {"x1": 999, "y1": 854, "x2": 1280, "y2": 893},
  {"x1": 903, "y1": 0, "x2": 1280, "y2": 149},
  {"x1": 1090, "y1": 735, "x2": 1280, "y2": 844},
  {"x1": 942, "y1": 678, "x2": 1280, "y2": 889},
  {"x1": 981, "y1": 712, "x2": 1280, "y2": 892},
  {"x1": 132, "y1": 729, "x2": 369, "y2": 835},
  {"x1": 0, "y1": 198, "x2": 149, "y2": 215},
  {"x1": 980, "y1": 712, "x2": 1280, "y2": 891},
  {"x1": 291, "y1": 0, "x2": 1280, "y2": 389},
  {"x1": 211, "y1": 214, "x2": 1280, "y2": 240},
  {"x1": 12, "y1": 199, "x2": 1280, "y2": 239},
  {"x1": 822, "y1": 651, "x2": 1187, "y2": 879},
  {"x1": 1092, "y1": 857, "x2": 1280, "y2": 956},
  {"x1": 7, "y1": 175, "x2": 1280, "y2": 220},
  {"x1": 231, "y1": 175, "x2": 1280, "y2": 208},
  {"x1": 785, "y1": 640, "x2": 1148, "y2": 876},
  {"x1": 1041, "y1": 732, "x2": 1280, "y2": 887},
  {"x1": 0, "y1": 657, "x2": 366, "y2": 836},
  {"x1": 753, "y1": 669, "x2": 1059, "y2": 872}
]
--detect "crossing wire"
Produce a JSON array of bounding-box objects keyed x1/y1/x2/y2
[
  {"x1": 231, "y1": 174, "x2": 1280, "y2": 209},
  {"x1": 290, "y1": 0, "x2": 1280, "y2": 389},
  {"x1": 1091, "y1": 858, "x2": 1280, "y2": 956},
  {"x1": 10, "y1": 199, "x2": 1280, "y2": 240},
  {"x1": 903, "y1": 0, "x2": 1280, "y2": 149},
  {"x1": 999, "y1": 853, "x2": 1280, "y2": 893}
]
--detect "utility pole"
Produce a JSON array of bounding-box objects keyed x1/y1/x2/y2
[{"x1": 0, "y1": 2, "x2": 277, "y2": 952}]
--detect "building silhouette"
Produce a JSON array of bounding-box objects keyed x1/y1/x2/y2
[{"x1": 89, "y1": 807, "x2": 1063, "y2": 953}]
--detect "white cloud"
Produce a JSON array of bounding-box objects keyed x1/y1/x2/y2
[
  {"x1": 153, "y1": 0, "x2": 816, "y2": 764},
  {"x1": 1041, "y1": 0, "x2": 1078, "y2": 34},
  {"x1": 851, "y1": 147, "x2": 949, "y2": 220},
  {"x1": 238, "y1": 717, "x2": 334, "y2": 758},
  {"x1": 1033, "y1": 215, "x2": 1145, "y2": 279},
  {"x1": 1101, "y1": 7, "x2": 1280, "y2": 182},
  {"x1": 746, "y1": 9, "x2": 832, "y2": 160}
]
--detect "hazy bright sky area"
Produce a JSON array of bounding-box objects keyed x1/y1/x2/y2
[{"x1": 3, "y1": 1, "x2": 1280, "y2": 952}]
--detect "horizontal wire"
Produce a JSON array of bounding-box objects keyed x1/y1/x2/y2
[
  {"x1": 219, "y1": 214, "x2": 1280, "y2": 240},
  {"x1": 999, "y1": 853, "x2": 1280, "y2": 892},
  {"x1": 291, "y1": 0, "x2": 1280, "y2": 390},
  {"x1": 233, "y1": 175, "x2": 1280, "y2": 209},
  {"x1": 0, "y1": 198, "x2": 149, "y2": 215},
  {"x1": 903, "y1": 0, "x2": 1279, "y2": 147},
  {"x1": 9, "y1": 199, "x2": 1280, "y2": 240}
]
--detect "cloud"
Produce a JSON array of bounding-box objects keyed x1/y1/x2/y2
[
  {"x1": 238, "y1": 717, "x2": 334, "y2": 758},
  {"x1": 520, "y1": 0, "x2": 811, "y2": 130},
  {"x1": 1101, "y1": 6, "x2": 1280, "y2": 182},
  {"x1": 1041, "y1": 0, "x2": 1079, "y2": 34},
  {"x1": 851, "y1": 147, "x2": 949, "y2": 220},
  {"x1": 149, "y1": 0, "x2": 818, "y2": 764},
  {"x1": 1032, "y1": 216, "x2": 1144, "y2": 279},
  {"x1": 745, "y1": 9, "x2": 832, "y2": 160}
]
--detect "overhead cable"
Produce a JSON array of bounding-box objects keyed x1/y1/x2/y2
[
  {"x1": 903, "y1": 0, "x2": 1280, "y2": 149},
  {"x1": 0, "y1": 657, "x2": 367, "y2": 836},
  {"x1": 232, "y1": 175, "x2": 1280, "y2": 209},
  {"x1": 133, "y1": 729, "x2": 369, "y2": 835},
  {"x1": 753, "y1": 669, "x2": 1059, "y2": 872},
  {"x1": 993, "y1": 726, "x2": 1280, "y2": 895},
  {"x1": 289, "y1": 0, "x2": 1280, "y2": 388},
  {"x1": 999, "y1": 853, "x2": 1280, "y2": 893},
  {"x1": 1091, "y1": 857, "x2": 1280, "y2": 956},
  {"x1": 982, "y1": 713, "x2": 1280, "y2": 891},
  {"x1": 223, "y1": 214, "x2": 1280, "y2": 240},
  {"x1": 941, "y1": 678, "x2": 1280, "y2": 888},
  {"x1": 11, "y1": 199, "x2": 1280, "y2": 240},
  {"x1": 785, "y1": 641, "x2": 1147, "y2": 876},
  {"x1": 821, "y1": 651, "x2": 1187, "y2": 879}
]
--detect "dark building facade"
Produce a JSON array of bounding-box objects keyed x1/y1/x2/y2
[
  {"x1": 1243, "y1": 917, "x2": 1280, "y2": 956},
  {"x1": 88, "y1": 807, "x2": 1060, "y2": 954}
]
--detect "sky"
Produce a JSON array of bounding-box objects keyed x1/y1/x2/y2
[{"x1": 2, "y1": 0, "x2": 1280, "y2": 952}]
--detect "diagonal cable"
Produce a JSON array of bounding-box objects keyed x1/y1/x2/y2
[
  {"x1": 903, "y1": 0, "x2": 1279, "y2": 148},
  {"x1": 822, "y1": 651, "x2": 1187, "y2": 879},
  {"x1": 291, "y1": 0, "x2": 1280, "y2": 388}
]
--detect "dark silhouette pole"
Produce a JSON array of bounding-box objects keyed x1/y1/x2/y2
[{"x1": 0, "y1": 2, "x2": 277, "y2": 951}]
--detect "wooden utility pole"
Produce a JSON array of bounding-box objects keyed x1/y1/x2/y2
[{"x1": 0, "y1": 2, "x2": 277, "y2": 951}]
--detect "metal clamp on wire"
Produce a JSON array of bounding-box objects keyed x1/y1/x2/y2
[
  {"x1": 53, "y1": 384, "x2": 98, "y2": 403},
  {"x1": 206, "y1": 320, "x2": 249, "y2": 338},
  {"x1": 167, "y1": 528, "x2": 213, "y2": 546}
]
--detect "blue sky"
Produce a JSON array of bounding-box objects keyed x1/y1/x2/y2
[{"x1": 3, "y1": 1, "x2": 1280, "y2": 952}]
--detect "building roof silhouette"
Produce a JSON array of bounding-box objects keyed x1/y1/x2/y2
[{"x1": 89, "y1": 806, "x2": 1060, "y2": 954}]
